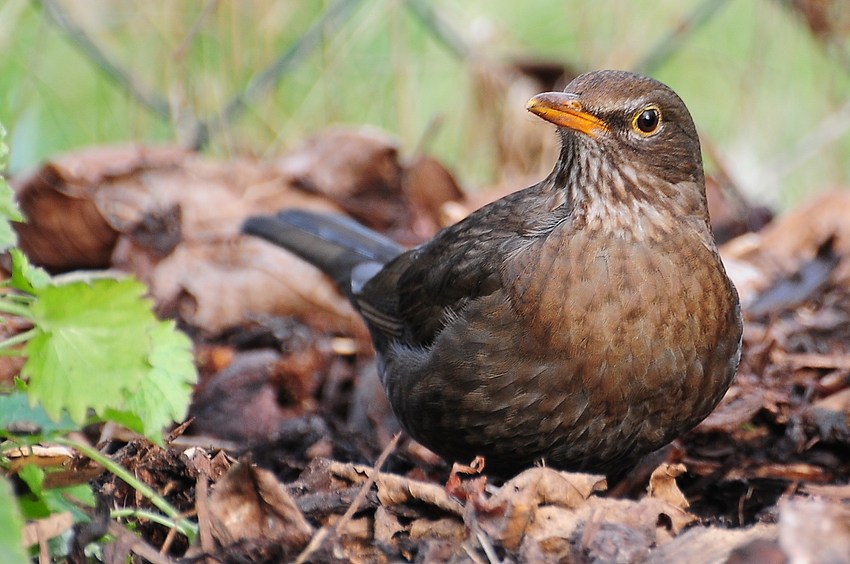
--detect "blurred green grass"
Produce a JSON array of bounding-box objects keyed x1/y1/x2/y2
[{"x1": 0, "y1": 0, "x2": 849, "y2": 208}]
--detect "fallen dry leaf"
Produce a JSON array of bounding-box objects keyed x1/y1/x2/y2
[
  {"x1": 373, "y1": 505, "x2": 405, "y2": 544},
  {"x1": 800, "y1": 483, "x2": 850, "y2": 500},
  {"x1": 329, "y1": 461, "x2": 464, "y2": 515},
  {"x1": 10, "y1": 128, "x2": 458, "y2": 338},
  {"x1": 490, "y1": 466, "x2": 607, "y2": 509},
  {"x1": 11, "y1": 145, "x2": 178, "y2": 271},
  {"x1": 778, "y1": 496, "x2": 850, "y2": 564},
  {"x1": 648, "y1": 463, "x2": 690, "y2": 510},
  {"x1": 207, "y1": 458, "x2": 313, "y2": 549},
  {"x1": 11, "y1": 143, "x2": 363, "y2": 336},
  {"x1": 21, "y1": 512, "x2": 76, "y2": 548},
  {"x1": 402, "y1": 155, "x2": 466, "y2": 237},
  {"x1": 518, "y1": 493, "x2": 697, "y2": 561},
  {"x1": 724, "y1": 538, "x2": 787, "y2": 564},
  {"x1": 408, "y1": 516, "x2": 468, "y2": 542},
  {"x1": 645, "y1": 523, "x2": 777, "y2": 564},
  {"x1": 470, "y1": 468, "x2": 608, "y2": 552},
  {"x1": 804, "y1": 387, "x2": 850, "y2": 443},
  {"x1": 721, "y1": 190, "x2": 850, "y2": 306},
  {"x1": 274, "y1": 126, "x2": 409, "y2": 232}
]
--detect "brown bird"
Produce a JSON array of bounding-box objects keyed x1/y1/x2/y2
[{"x1": 243, "y1": 70, "x2": 742, "y2": 477}]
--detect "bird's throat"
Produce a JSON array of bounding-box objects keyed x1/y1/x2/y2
[{"x1": 546, "y1": 143, "x2": 711, "y2": 245}]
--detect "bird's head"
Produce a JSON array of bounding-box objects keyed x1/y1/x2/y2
[{"x1": 526, "y1": 69, "x2": 704, "y2": 187}]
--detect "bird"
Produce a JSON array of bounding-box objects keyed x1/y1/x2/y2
[{"x1": 243, "y1": 70, "x2": 743, "y2": 478}]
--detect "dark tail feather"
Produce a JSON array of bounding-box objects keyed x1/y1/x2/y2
[{"x1": 242, "y1": 210, "x2": 404, "y2": 294}]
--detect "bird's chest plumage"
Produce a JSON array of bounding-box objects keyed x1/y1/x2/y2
[{"x1": 501, "y1": 212, "x2": 734, "y2": 402}]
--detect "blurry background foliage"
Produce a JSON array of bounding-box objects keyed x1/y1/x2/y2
[{"x1": 0, "y1": 0, "x2": 849, "y2": 208}]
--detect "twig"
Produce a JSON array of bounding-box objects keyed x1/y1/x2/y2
[
  {"x1": 633, "y1": 0, "x2": 730, "y2": 75},
  {"x1": 160, "y1": 522, "x2": 178, "y2": 556},
  {"x1": 107, "y1": 522, "x2": 179, "y2": 564},
  {"x1": 38, "y1": 529, "x2": 49, "y2": 564},
  {"x1": 403, "y1": 0, "x2": 469, "y2": 60},
  {"x1": 335, "y1": 432, "x2": 400, "y2": 532},
  {"x1": 291, "y1": 526, "x2": 330, "y2": 564},
  {"x1": 291, "y1": 433, "x2": 400, "y2": 564},
  {"x1": 412, "y1": 114, "x2": 445, "y2": 156},
  {"x1": 463, "y1": 508, "x2": 503, "y2": 564},
  {"x1": 477, "y1": 530, "x2": 503, "y2": 564},
  {"x1": 173, "y1": 0, "x2": 220, "y2": 62},
  {"x1": 33, "y1": 0, "x2": 172, "y2": 121},
  {"x1": 196, "y1": 472, "x2": 216, "y2": 563},
  {"x1": 462, "y1": 541, "x2": 488, "y2": 564},
  {"x1": 193, "y1": 0, "x2": 366, "y2": 149}
]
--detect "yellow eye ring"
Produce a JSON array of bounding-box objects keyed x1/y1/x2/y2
[{"x1": 632, "y1": 106, "x2": 661, "y2": 135}]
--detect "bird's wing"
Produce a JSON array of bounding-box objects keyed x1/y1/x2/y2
[{"x1": 358, "y1": 181, "x2": 562, "y2": 346}]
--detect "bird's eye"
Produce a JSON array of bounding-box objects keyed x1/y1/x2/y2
[{"x1": 633, "y1": 107, "x2": 661, "y2": 134}]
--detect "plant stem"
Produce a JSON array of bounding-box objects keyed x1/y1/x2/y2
[
  {"x1": 110, "y1": 508, "x2": 196, "y2": 539},
  {"x1": 0, "y1": 298, "x2": 31, "y2": 319},
  {"x1": 0, "y1": 292, "x2": 35, "y2": 304},
  {"x1": 55, "y1": 437, "x2": 198, "y2": 542},
  {"x1": 0, "y1": 328, "x2": 37, "y2": 353}
]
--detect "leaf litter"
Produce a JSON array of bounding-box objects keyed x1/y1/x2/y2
[{"x1": 7, "y1": 123, "x2": 850, "y2": 562}]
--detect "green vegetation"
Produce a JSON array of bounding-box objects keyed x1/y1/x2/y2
[
  {"x1": 0, "y1": 0, "x2": 848, "y2": 205},
  {"x1": 0, "y1": 124, "x2": 197, "y2": 560}
]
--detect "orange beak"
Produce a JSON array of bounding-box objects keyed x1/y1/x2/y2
[{"x1": 526, "y1": 92, "x2": 609, "y2": 137}]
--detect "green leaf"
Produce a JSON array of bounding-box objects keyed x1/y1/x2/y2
[
  {"x1": 0, "y1": 125, "x2": 23, "y2": 254},
  {"x1": 16, "y1": 465, "x2": 49, "y2": 519},
  {"x1": 0, "y1": 392, "x2": 79, "y2": 440},
  {"x1": 116, "y1": 320, "x2": 197, "y2": 444},
  {"x1": 0, "y1": 124, "x2": 7, "y2": 165},
  {"x1": 21, "y1": 276, "x2": 198, "y2": 443},
  {"x1": 0, "y1": 475, "x2": 28, "y2": 564},
  {"x1": 101, "y1": 407, "x2": 145, "y2": 436},
  {"x1": 23, "y1": 278, "x2": 155, "y2": 424},
  {"x1": 9, "y1": 250, "x2": 50, "y2": 294},
  {"x1": 18, "y1": 464, "x2": 94, "y2": 523}
]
